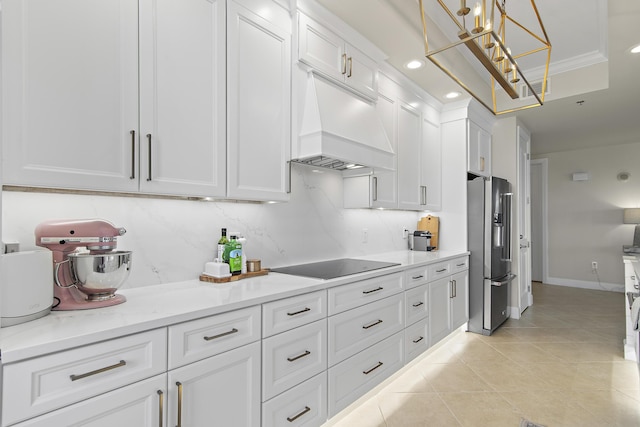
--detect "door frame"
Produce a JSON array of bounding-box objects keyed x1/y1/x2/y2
[{"x1": 530, "y1": 158, "x2": 549, "y2": 285}]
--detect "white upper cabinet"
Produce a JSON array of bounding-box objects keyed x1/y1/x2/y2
[
  {"x1": 468, "y1": 119, "x2": 492, "y2": 177},
  {"x1": 139, "y1": 0, "x2": 226, "y2": 197},
  {"x1": 397, "y1": 101, "x2": 424, "y2": 211},
  {"x1": 227, "y1": 0, "x2": 292, "y2": 202},
  {"x1": 422, "y1": 117, "x2": 442, "y2": 211},
  {"x1": 2, "y1": 0, "x2": 139, "y2": 192},
  {"x1": 298, "y1": 13, "x2": 377, "y2": 99}
]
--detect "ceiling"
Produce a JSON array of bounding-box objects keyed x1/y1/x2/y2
[{"x1": 315, "y1": 0, "x2": 640, "y2": 155}]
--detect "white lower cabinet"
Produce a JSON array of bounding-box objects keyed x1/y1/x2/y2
[
  {"x1": 262, "y1": 372, "x2": 327, "y2": 427},
  {"x1": 11, "y1": 375, "x2": 166, "y2": 427},
  {"x1": 1, "y1": 329, "x2": 167, "y2": 426},
  {"x1": 262, "y1": 319, "x2": 327, "y2": 401},
  {"x1": 167, "y1": 341, "x2": 261, "y2": 427},
  {"x1": 405, "y1": 317, "x2": 429, "y2": 363},
  {"x1": 429, "y1": 264, "x2": 469, "y2": 346},
  {"x1": 328, "y1": 293, "x2": 404, "y2": 366},
  {"x1": 328, "y1": 332, "x2": 404, "y2": 417}
]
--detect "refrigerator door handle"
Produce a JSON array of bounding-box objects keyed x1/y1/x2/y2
[
  {"x1": 501, "y1": 193, "x2": 513, "y2": 262},
  {"x1": 491, "y1": 273, "x2": 517, "y2": 287}
]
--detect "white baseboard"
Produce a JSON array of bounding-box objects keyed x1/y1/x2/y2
[{"x1": 545, "y1": 276, "x2": 624, "y2": 293}]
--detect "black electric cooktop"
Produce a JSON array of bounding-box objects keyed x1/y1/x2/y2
[{"x1": 270, "y1": 258, "x2": 400, "y2": 280}]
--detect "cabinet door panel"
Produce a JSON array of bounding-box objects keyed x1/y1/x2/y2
[
  {"x1": 345, "y1": 43, "x2": 377, "y2": 99},
  {"x1": 298, "y1": 13, "x2": 345, "y2": 82},
  {"x1": 428, "y1": 277, "x2": 452, "y2": 346},
  {"x1": 2, "y1": 0, "x2": 139, "y2": 191},
  {"x1": 167, "y1": 342, "x2": 261, "y2": 427},
  {"x1": 139, "y1": 0, "x2": 226, "y2": 197},
  {"x1": 227, "y1": 0, "x2": 291, "y2": 201},
  {"x1": 422, "y1": 117, "x2": 442, "y2": 211},
  {"x1": 397, "y1": 102, "x2": 423, "y2": 210},
  {"x1": 13, "y1": 375, "x2": 165, "y2": 427},
  {"x1": 450, "y1": 271, "x2": 469, "y2": 330}
]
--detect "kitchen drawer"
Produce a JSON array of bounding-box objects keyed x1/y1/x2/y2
[
  {"x1": 451, "y1": 256, "x2": 469, "y2": 273},
  {"x1": 7, "y1": 374, "x2": 166, "y2": 427},
  {"x1": 2, "y1": 329, "x2": 167, "y2": 426},
  {"x1": 262, "y1": 372, "x2": 327, "y2": 427},
  {"x1": 405, "y1": 283, "x2": 429, "y2": 326},
  {"x1": 328, "y1": 272, "x2": 403, "y2": 315},
  {"x1": 404, "y1": 265, "x2": 429, "y2": 289},
  {"x1": 428, "y1": 260, "x2": 451, "y2": 280},
  {"x1": 328, "y1": 293, "x2": 403, "y2": 366},
  {"x1": 328, "y1": 331, "x2": 404, "y2": 417},
  {"x1": 263, "y1": 290, "x2": 327, "y2": 337},
  {"x1": 168, "y1": 306, "x2": 260, "y2": 369},
  {"x1": 262, "y1": 319, "x2": 327, "y2": 401},
  {"x1": 405, "y1": 317, "x2": 429, "y2": 363}
]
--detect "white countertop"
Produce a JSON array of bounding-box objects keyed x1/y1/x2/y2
[{"x1": 0, "y1": 250, "x2": 467, "y2": 363}]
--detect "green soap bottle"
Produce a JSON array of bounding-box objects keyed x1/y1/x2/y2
[{"x1": 224, "y1": 235, "x2": 243, "y2": 275}]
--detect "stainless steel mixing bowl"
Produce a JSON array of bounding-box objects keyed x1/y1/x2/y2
[{"x1": 67, "y1": 251, "x2": 132, "y2": 300}]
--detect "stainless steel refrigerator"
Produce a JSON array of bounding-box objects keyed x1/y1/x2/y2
[{"x1": 467, "y1": 175, "x2": 516, "y2": 335}]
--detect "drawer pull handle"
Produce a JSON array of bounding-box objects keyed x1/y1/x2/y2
[
  {"x1": 413, "y1": 336, "x2": 424, "y2": 343},
  {"x1": 412, "y1": 275, "x2": 424, "y2": 280},
  {"x1": 362, "y1": 319, "x2": 383, "y2": 329},
  {"x1": 362, "y1": 286, "x2": 383, "y2": 294},
  {"x1": 412, "y1": 301, "x2": 424, "y2": 307},
  {"x1": 204, "y1": 328, "x2": 238, "y2": 341},
  {"x1": 363, "y1": 361, "x2": 383, "y2": 375},
  {"x1": 69, "y1": 359, "x2": 126, "y2": 381},
  {"x1": 436, "y1": 268, "x2": 447, "y2": 273},
  {"x1": 287, "y1": 350, "x2": 311, "y2": 362},
  {"x1": 157, "y1": 390, "x2": 164, "y2": 427},
  {"x1": 456, "y1": 263, "x2": 466, "y2": 267},
  {"x1": 176, "y1": 381, "x2": 183, "y2": 427},
  {"x1": 287, "y1": 406, "x2": 311, "y2": 423},
  {"x1": 287, "y1": 307, "x2": 311, "y2": 316}
]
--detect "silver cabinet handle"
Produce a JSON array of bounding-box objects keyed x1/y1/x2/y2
[
  {"x1": 412, "y1": 336, "x2": 424, "y2": 343},
  {"x1": 362, "y1": 319, "x2": 383, "y2": 329},
  {"x1": 69, "y1": 360, "x2": 126, "y2": 381},
  {"x1": 412, "y1": 301, "x2": 424, "y2": 307},
  {"x1": 363, "y1": 286, "x2": 383, "y2": 294},
  {"x1": 287, "y1": 406, "x2": 311, "y2": 423},
  {"x1": 456, "y1": 263, "x2": 466, "y2": 267},
  {"x1": 130, "y1": 130, "x2": 136, "y2": 179},
  {"x1": 287, "y1": 350, "x2": 311, "y2": 362},
  {"x1": 342, "y1": 53, "x2": 347, "y2": 75},
  {"x1": 363, "y1": 361, "x2": 383, "y2": 375},
  {"x1": 203, "y1": 328, "x2": 238, "y2": 341},
  {"x1": 287, "y1": 307, "x2": 311, "y2": 316},
  {"x1": 420, "y1": 185, "x2": 427, "y2": 205},
  {"x1": 436, "y1": 268, "x2": 447, "y2": 273},
  {"x1": 372, "y1": 176, "x2": 378, "y2": 201},
  {"x1": 412, "y1": 275, "x2": 424, "y2": 280},
  {"x1": 176, "y1": 381, "x2": 183, "y2": 427},
  {"x1": 347, "y1": 56, "x2": 353, "y2": 78},
  {"x1": 157, "y1": 390, "x2": 164, "y2": 427},
  {"x1": 450, "y1": 280, "x2": 454, "y2": 299},
  {"x1": 146, "y1": 133, "x2": 152, "y2": 181}
]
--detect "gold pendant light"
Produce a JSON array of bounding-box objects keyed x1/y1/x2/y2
[{"x1": 419, "y1": 0, "x2": 552, "y2": 115}]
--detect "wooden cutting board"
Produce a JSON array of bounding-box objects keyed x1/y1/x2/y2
[{"x1": 199, "y1": 269, "x2": 269, "y2": 283}]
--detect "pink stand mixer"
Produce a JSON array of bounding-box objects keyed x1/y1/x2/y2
[{"x1": 35, "y1": 219, "x2": 132, "y2": 310}]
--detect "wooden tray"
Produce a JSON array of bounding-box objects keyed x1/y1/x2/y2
[{"x1": 199, "y1": 269, "x2": 269, "y2": 283}]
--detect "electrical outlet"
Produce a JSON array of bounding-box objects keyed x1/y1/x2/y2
[
  {"x1": 402, "y1": 228, "x2": 410, "y2": 239},
  {"x1": 591, "y1": 261, "x2": 598, "y2": 271}
]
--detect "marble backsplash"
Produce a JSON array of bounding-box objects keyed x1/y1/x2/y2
[{"x1": 2, "y1": 164, "x2": 439, "y2": 289}]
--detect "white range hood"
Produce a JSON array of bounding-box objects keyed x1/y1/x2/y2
[{"x1": 294, "y1": 75, "x2": 394, "y2": 171}]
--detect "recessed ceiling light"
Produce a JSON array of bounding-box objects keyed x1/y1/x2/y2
[
  {"x1": 631, "y1": 44, "x2": 640, "y2": 54},
  {"x1": 405, "y1": 60, "x2": 424, "y2": 70},
  {"x1": 445, "y1": 91, "x2": 462, "y2": 99}
]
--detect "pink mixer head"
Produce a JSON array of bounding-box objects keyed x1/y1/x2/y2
[{"x1": 35, "y1": 219, "x2": 126, "y2": 255}]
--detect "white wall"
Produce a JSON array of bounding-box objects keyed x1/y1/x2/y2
[
  {"x1": 1, "y1": 164, "x2": 453, "y2": 289},
  {"x1": 533, "y1": 141, "x2": 640, "y2": 291}
]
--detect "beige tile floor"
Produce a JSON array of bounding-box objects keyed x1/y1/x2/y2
[{"x1": 327, "y1": 282, "x2": 640, "y2": 427}]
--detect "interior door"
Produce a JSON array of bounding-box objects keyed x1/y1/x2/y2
[{"x1": 517, "y1": 126, "x2": 532, "y2": 312}]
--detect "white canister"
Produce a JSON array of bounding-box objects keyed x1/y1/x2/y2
[{"x1": 1, "y1": 250, "x2": 54, "y2": 327}]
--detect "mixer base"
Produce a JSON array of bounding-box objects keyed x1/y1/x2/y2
[{"x1": 53, "y1": 291, "x2": 126, "y2": 311}]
